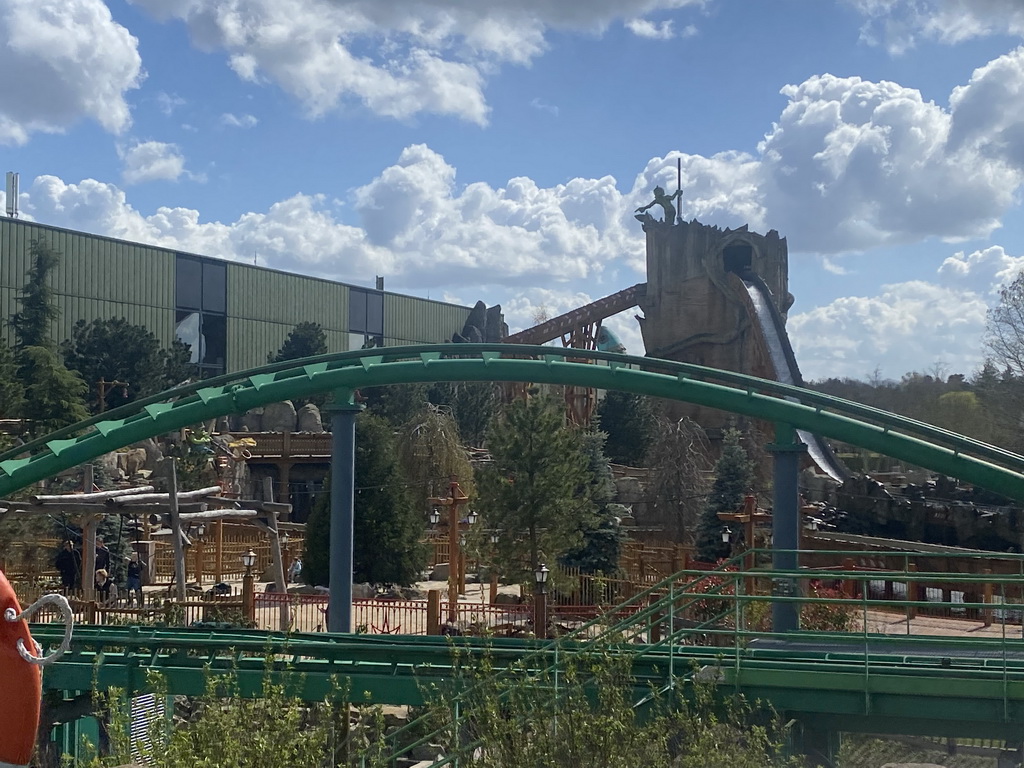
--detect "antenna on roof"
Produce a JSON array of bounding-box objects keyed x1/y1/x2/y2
[
  {"x1": 5, "y1": 172, "x2": 18, "y2": 219},
  {"x1": 675, "y1": 157, "x2": 682, "y2": 225},
  {"x1": 253, "y1": 249, "x2": 257, "y2": 266}
]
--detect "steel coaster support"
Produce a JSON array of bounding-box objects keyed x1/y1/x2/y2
[
  {"x1": 768, "y1": 423, "x2": 805, "y2": 634},
  {"x1": 327, "y1": 389, "x2": 364, "y2": 634}
]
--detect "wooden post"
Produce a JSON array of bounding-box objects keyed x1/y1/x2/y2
[
  {"x1": 907, "y1": 563, "x2": 918, "y2": 621},
  {"x1": 195, "y1": 538, "x2": 204, "y2": 587},
  {"x1": 261, "y1": 480, "x2": 291, "y2": 631},
  {"x1": 426, "y1": 589, "x2": 441, "y2": 635},
  {"x1": 650, "y1": 609, "x2": 662, "y2": 644},
  {"x1": 489, "y1": 572, "x2": 498, "y2": 605},
  {"x1": 448, "y1": 488, "x2": 460, "y2": 622},
  {"x1": 983, "y1": 568, "x2": 994, "y2": 628},
  {"x1": 169, "y1": 461, "x2": 187, "y2": 601},
  {"x1": 842, "y1": 558, "x2": 857, "y2": 599},
  {"x1": 214, "y1": 520, "x2": 224, "y2": 583},
  {"x1": 81, "y1": 514, "x2": 99, "y2": 601}
]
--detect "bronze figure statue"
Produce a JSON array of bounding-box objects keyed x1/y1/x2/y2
[{"x1": 635, "y1": 185, "x2": 682, "y2": 224}]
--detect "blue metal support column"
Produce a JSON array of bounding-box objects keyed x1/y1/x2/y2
[
  {"x1": 768, "y1": 423, "x2": 806, "y2": 633},
  {"x1": 326, "y1": 389, "x2": 364, "y2": 633}
]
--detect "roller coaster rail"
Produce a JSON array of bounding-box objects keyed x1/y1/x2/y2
[{"x1": 2, "y1": 344, "x2": 1024, "y2": 500}]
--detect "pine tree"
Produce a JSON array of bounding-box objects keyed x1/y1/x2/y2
[
  {"x1": 11, "y1": 239, "x2": 60, "y2": 350},
  {"x1": 61, "y1": 317, "x2": 166, "y2": 412},
  {"x1": 596, "y1": 390, "x2": 655, "y2": 466},
  {"x1": 9, "y1": 238, "x2": 89, "y2": 436},
  {"x1": 268, "y1": 321, "x2": 328, "y2": 363},
  {"x1": 303, "y1": 413, "x2": 427, "y2": 587},
  {"x1": 0, "y1": 336, "x2": 24, "y2": 418},
  {"x1": 695, "y1": 428, "x2": 753, "y2": 563},
  {"x1": 17, "y1": 347, "x2": 88, "y2": 437},
  {"x1": 477, "y1": 393, "x2": 596, "y2": 581},
  {"x1": 560, "y1": 430, "x2": 625, "y2": 574}
]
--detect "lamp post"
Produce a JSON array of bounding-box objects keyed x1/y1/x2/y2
[
  {"x1": 489, "y1": 531, "x2": 500, "y2": 604},
  {"x1": 427, "y1": 477, "x2": 470, "y2": 622},
  {"x1": 281, "y1": 533, "x2": 292, "y2": 583},
  {"x1": 241, "y1": 548, "x2": 257, "y2": 625},
  {"x1": 534, "y1": 563, "x2": 549, "y2": 639}
]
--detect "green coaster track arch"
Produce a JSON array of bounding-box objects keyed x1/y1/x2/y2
[{"x1": 2, "y1": 343, "x2": 1023, "y2": 500}]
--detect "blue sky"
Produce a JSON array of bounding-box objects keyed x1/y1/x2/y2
[{"x1": 5, "y1": 0, "x2": 1024, "y2": 381}]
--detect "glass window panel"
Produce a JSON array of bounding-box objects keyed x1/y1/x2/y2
[
  {"x1": 175, "y1": 257, "x2": 202, "y2": 310},
  {"x1": 175, "y1": 311, "x2": 201, "y2": 364},
  {"x1": 201, "y1": 314, "x2": 226, "y2": 368},
  {"x1": 366, "y1": 291, "x2": 384, "y2": 335},
  {"x1": 202, "y1": 261, "x2": 227, "y2": 313},
  {"x1": 349, "y1": 289, "x2": 367, "y2": 332}
]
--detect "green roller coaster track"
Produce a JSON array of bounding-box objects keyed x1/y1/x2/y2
[{"x1": 2, "y1": 343, "x2": 1024, "y2": 499}]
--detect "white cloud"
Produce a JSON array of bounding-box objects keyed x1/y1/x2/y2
[
  {"x1": 849, "y1": 0, "x2": 1024, "y2": 53},
  {"x1": 529, "y1": 98, "x2": 559, "y2": 117},
  {"x1": 221, "y1": 112, "x2": 258, "y2": 128},
  {"x1": 938, "y1": 245, "x2": 1024, "y2": 293},
  {"x1": 127, "y1": 0, "x2": 704, "y2": 123},
  {"x1": 0, "y1": 0, "x2": 143, "y2": 145},
  {"x1": 119, "y1": 141, "x2": 188, "y2": 184},
  {"x1": 156, "y1": 92, "x2": 186, "y2": 115},
  {"x1": 759, "y1": 73, "x2": 1019, "y2": 254},
  {"x1": 789, "y1": 280, "x2": 991, "y2": 380},
  {"x1": 626, "y1": 18, "x2": 675, "y2": 39}
]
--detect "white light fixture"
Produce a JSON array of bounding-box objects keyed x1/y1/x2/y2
[
  {"x1": 721, "y1": 527, "x2": 732, "y2": 544},
  {"x1": 535, "y1": 563, "x2": 549, "y2": 586},
  {"x1": 466, "y1": 509, "x2": 479, "y2": 526},
  {"x1": 490, "y1": 531, "x2": 500, "y2": 545},
  {"x1": 429, "y1": 508, "x2": 440, "y2": 526},
  {"x1": 241, "y1": 549, "x2": 257, "y2": 569},
  {"x1": 459, "y1": 532, "x2": 466, "y2": 547}
]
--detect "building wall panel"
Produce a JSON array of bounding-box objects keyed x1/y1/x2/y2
[
  {"x1": 226, "y1": 265, "x2": 348, "y2": 332},
  {"x1": 384, "y1": 294, "x2": 470, "y2": 346}
]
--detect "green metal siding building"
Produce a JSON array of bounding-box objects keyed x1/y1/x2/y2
[{"x1": 0, "y1": 218, "x2": 472, "y2": 375}]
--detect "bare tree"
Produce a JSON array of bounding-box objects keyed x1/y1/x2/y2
[
  {"x1": 645, "y1": 416, "x2": 712, "y2": 543},
  {"x1": 986, "y1": 272, "x2": 1024, "y2": 377}
]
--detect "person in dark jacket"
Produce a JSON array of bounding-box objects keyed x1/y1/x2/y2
[
  {"x1": 55, "y1": 541, "x2": 80, "y2": 593},
  {"x1": 95, "y1": 537, "x2": 110, "y2": 572},
  {"x1": 125, "y1": 551, "x2": 146, "y2": 607}
]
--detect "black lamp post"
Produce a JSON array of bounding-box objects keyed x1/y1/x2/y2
[
  {"x1": 242, "y1": 548, "x2": 257, "y2": 624},
  {"x1": 534, "y1": 563, "x2": 549, "y2": 639}
]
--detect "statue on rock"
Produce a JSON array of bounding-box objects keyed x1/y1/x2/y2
[{"x1": 635, "y1": 185, "x2": 682, "y2": 225}]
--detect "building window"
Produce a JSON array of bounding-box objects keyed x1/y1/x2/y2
[
  {"x1": 175, "y1": 255, "x2": 227, "y2": 376},
  {"x1": 349, "y1": 287, "x2": 383, "y2": 348}
]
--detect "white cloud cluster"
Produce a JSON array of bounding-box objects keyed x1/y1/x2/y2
[
  {"x1": 788, "y1": 279, "x2": 992, "y2": 380},
  {"x1": 23, "y1": 145, "x2": 638, "y2": 292},
  {"x1": 849, "y1": 0, "x2": 1024, "y2": 53},
  {"x1": 0, "y1": 0, "x2": 143, "y2": 145},
  {"x1": 626, "y1": 18, "x2": 676, "y2": 39},
  {"x1": 127, "y1": 0, "x2": 702, "y2": 123},
  {"x1": 120, "y1": 141, "x2": 189, "y2": 184},
  {"x1": 221, "y1": 113, "x2": 258, "y2": 128}
]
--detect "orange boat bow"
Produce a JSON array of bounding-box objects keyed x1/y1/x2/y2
[{"x1": 0, "y1": 571, "x2": 42, "y2": 768}]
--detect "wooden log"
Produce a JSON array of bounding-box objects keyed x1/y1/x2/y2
[
  {"x1": 0, "y1": 501, "x2": 207, "y2": 515},
  {"x1": 203, "y1": 497, "x2": 291, "y2": 513},
  {"x1": 174, "y1": 509, "x2": 261, "y2": 522},
  {"x1": 106, "y1": 486, "x2": 223, "y2": 505},
  {"x1": 30, "y1": 485, "x2": 155, "y2": 504}
]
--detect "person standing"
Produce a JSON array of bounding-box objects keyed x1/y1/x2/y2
[
  {"x1": 125, "y1": 552, "x2": 146, "y2": 607},
  {"x1": 95, "y1": 537, "x2": 111, "y2": 573},
  {"x1": 94, "y1": 569, "x2": 117, "y2": 605},
  {"x1": 55, "y1": 541, "x2": 80, "y2": 593}
]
